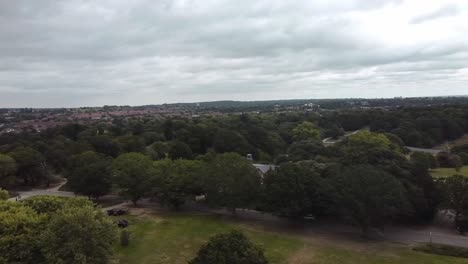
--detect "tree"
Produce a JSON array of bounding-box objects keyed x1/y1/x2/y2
[
  {"x1": 204, "y1": 153, "x2": 261, "y2": 214},
  {"x1": 347, "y1": 130, "x2": 393, "y2": 151},
  {"x1": 410, "y1": 152, "x2": 438, "y2": 171},
  {"x1": 10, "y1": 147, "x2": 46, "y2": 185},
  {"x1": 67, "y1": 151, "x2": 113, "y2": 200},
  {"x1": 213, "y1": 129, "x2": 251, "y2": 155},
  {"x1": 189, "y1": 230, "x2": 268, "y2": 264},
  {"x1": 0, "y1": 188, "x2": 8, "y2": 200},
  {"x1": 41, "y1": 205, "x2": 116, "y2": 264},
  {"x1": 112, "y1": 153, "x2": 154, "y2": 205},
  {"x1": 0, "y1": 154, "x2": 16, "y2": 188},
  {"x1": 152, "y1": 159, "x2": 206, "y2": 208},
  {"x1": 88, "y1": 135, "x2": 121, "y2": 157},
  {"x1": 332, "y1": 165, "x2": 408, "y2": 235},
  {"x1": 22, "y1": 196, "x2": 94, "y2": 214},
  {"x1": 287, "y1": 140, "x2": 324, "y2": 161},
  {"x1": 262, "y1": 161, "x2": 332, "y2": 218},
  {"x1": 168, "y1": 140, "x2": 193, "y2": 160},
  {"x1": 0, "y1": 201, "x2": 45, "y2": 264},
  {"x1": 292, "y1": 121, "x2": 320, "y2": 141},
  {"x1": 148, "y1": 141, "x2": 168, "y2": 160},
  {"x1": 443, "y1": 175, "x2": 468, "y2": 221}
]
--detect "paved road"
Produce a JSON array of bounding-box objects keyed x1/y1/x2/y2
[
  {"x1": 8, "y1": 185, "x2": 468, "y2": 248},
  {"x1": 7, "y1": 180, "x2": 75, "y2": 201},
  {"x1": 185, "y1": 203, "x2": 468, "y2": 248}
]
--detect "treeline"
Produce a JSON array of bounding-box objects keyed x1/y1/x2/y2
[{"x1": 333, "y1": 105, "x2": 468, "y2": 147}]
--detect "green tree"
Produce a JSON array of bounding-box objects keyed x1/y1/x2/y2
[
  {"x1": 262, "y1": 161, "x2": 332, "y2": 218},
  {"x1": 10, "y1": 147, "x2": 46, "y2": 185},
  {"x1": 152, "y1": 159, "x2": 206, "y2": 208},
  {"x1": 205, "y1": 153, "x2": 261, "y2": 214},
  {"x1": 88, "y1": 135, "x2": 121, "y2": 157},
  {"x1": 0, "y1": 154, "x2": 16, "y2": 188},
  {"x1": 22, "y1": 196, "x2": 94, "y2": 214},
  {"x1": 168, "y1": 140, "x2": 193, "y2": 160},
  {"x1": 67, "y1": 151, "x2": 113, "y2": 199},
  {"x1": 41, "y1": 206, "x2": 116, "y2": 264},
  {"x1": 213, "y1": 129, "x2": 251, "y2": 155},
  {"x1": 292, "y1": 121, "x2": 320, "y2": 141},
  {"x1": 347, "y1": 130, "x2": 393, "y2": 150},
  {"x1": 148, "y1": 141, "x2": 168, "y2": 160},
  {"x1": 189, "y1": 230, "x2": 268, "y2": 264},
  {"x1": 0, "y1": 201, "x2": 45, "y2": 263},
  {"x1": 443, "y1": 175, "x2": 468, "y2": 221},
  {"x1": 112, "y1": 153, "x2": 153, "y2": 205},
  {"x1": 0, "y1": 188, "x2": 8, "y2": 200},
  {"x1": 332, "y1": 165, "x2": 408, "y2": 235}
]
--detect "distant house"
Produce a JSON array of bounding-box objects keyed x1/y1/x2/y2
[{"x1": 253, "y1": 164, "x2": 276, "y2": 176}]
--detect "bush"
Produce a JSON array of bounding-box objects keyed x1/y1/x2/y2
[
  {"x1": 189, "y1": 230, "x2": 269, "y2": 264},
  {"x1": 413, "y1": 243, "x2": 468, "y2": 258}
]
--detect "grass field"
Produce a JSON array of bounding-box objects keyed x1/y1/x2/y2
[
  {"x1": 113, "y1": 214, "x2": 468, "y2": 264},
  {"x1": 430, "y1": 166, "x2": 468, "y2": 178}
]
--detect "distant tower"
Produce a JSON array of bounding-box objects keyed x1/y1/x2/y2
[{"x1": 246, "y1": 154, "x2": 253, "y2": 161}]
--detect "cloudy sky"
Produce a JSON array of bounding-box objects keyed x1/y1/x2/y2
[{"x1": 1, "y1": 0, "x2": 467, "y2": 107}]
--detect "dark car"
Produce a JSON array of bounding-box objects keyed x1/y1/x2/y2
[
  {"x1": 107, "y1": 208, "x2": 128, "y2": 216},
  {"x1": 117, "y1": 219, "x2": 129, "y2": 228}
]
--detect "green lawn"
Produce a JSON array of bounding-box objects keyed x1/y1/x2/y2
[
  {"x1": 113, "y1": 214, "x2": 468, "y2": 264},
  {"x1": 430, "y1": 166, "x2": 468, "y2": 178}
]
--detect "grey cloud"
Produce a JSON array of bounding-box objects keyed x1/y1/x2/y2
[
  {"x1": 0, "y1": 0, "x2": 467, "y2": 107},
  {"x1": 411, "y1": 4, "x2": 460, "y2": 24}
]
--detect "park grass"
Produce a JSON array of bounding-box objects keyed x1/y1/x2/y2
[
  {"x1": 430, "y1": 166, "x2": 468, "y2": 178},
  {"x1": 113, "y1": 214, "x2": 468, "y2": 264}
]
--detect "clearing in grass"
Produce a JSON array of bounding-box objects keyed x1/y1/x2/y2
[
  {"x1": 113, "y1": 214, "x2": 468, "y2": 264},
  {"x1": 430, "y1": 166, "x2": 468, "y2": 178}
]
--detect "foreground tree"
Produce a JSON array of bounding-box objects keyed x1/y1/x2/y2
[
  {"x1": 0, "y1": 188, "x2": 9, "y2": 200},
  {"x1": 204, "y1": 153, "x2": 262, "y2": 214},
  {"x1": 112, "y1": 153, "x2": 153, "y2": 205},
  {"x1": 41, "y1": 206, "x2": 116, "y2": 264},
  {"x1": 67, "y1": 151, "x2": 113, "y2": 199},
  {"x1": 189, "y1": 230, "x2": 268, "y2": 264},
  {"x1": 332, "y1": 165, "x2": 408, "y2": 235},
  {"x1": 0, "y1": 201, "x2": 44, "y2": 264},
  {"x1": 0, "y1": 154, "x2": 16, "y2": 188}
]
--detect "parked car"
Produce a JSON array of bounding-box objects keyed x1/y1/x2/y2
[
  {"x1": 107, "y1": 208, "x2": 128, "y2": 216},
  {"x1": 117, "y1": 219, "x2": 129, "y2": 228}
]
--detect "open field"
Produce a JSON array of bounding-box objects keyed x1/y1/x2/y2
[
  {"x1": 430, "y1": 166, "x2": 468, "y2": 178},
  {"x1": 113, "y1": 214, "x2": 468, "y2": 264}
]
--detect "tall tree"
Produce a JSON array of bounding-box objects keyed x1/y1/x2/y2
[
  {"x1": 112, "y1": 153, "x2": 154, "y2": 205},
  {"x1": 10, "y1": 147, "x2": 46, "y2": 185},
  {"x1": 204, "y1": 153, "x2": 261, "y2": 214},
  {"x1": 443, "y1": 175, "x2": 468, "y2": 221},
  {"x1": 152, "y1": 159, "x2": 206, "y2": 208},
  {"x1": 292, "y1": 121, "x2": 321, "y2": 141},
  {"x1": 332, "y1": 165, "x2": 408, "y2": 235},
  {"x1": 67, "y1": 151, "x2": 113, "y2": 200},
  {"x1": 41, "y1": 206, "x2": 116, "y2": 264},
  {"x1": 0, "y1": 154, "x2": 16, "y2": 188},
  {"x1": 262, "y1": 161, "x2": 332, "y2": 218}
]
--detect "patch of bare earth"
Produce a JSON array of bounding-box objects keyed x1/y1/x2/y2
[{"x1": 288, "y1": 246, "x2": 315, "y2": 264}]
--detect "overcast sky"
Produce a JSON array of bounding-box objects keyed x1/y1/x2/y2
[{"x1": 1, "y1": 0, "x2": 467, "y2": 107}]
